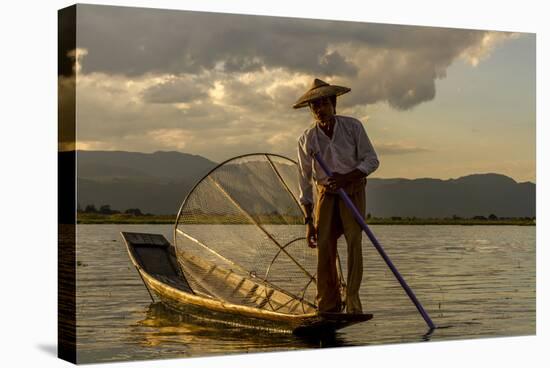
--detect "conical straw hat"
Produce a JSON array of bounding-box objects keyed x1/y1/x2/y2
[{"x1": 292, "y1": 78, "x2": 351, "y2": 109}]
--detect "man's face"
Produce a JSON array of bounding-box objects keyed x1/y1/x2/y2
[{"x1": 309, "y1": 97, "x2": 335, "y2": 123}]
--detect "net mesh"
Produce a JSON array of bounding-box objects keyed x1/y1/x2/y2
[{"x1": 175, "y1": 154, "x2": 343, "y2": 315}]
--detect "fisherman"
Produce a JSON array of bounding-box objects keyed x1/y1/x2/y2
[{"x1": 294, "y1": 78, "x2": 379, "y2": 314}]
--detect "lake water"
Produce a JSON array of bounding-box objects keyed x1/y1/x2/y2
[{"x1": 74, "y1": 224, "x2": 535, "y2": 363}]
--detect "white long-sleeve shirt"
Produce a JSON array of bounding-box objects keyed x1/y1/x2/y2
[{"x1": 297, "y1": 115, "x2": 379, "y2": 205}]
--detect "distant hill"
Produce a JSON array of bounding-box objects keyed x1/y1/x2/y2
[
  {"x1": 366, "y1": 174, "x2": 535, "y2": 218},
  {"x1": 77, "y1": 150, "x2": 215, "y2": 182},
  {"x1": 75, "y1": 150, "x2": 535, "y2": 217},
  {"x1": 76, "y1": 150, "x2": 217, "y2": 215}
]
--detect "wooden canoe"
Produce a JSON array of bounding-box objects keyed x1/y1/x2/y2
[{"x1": 121, "y1": 231, "x2": 372, "y2": 335}]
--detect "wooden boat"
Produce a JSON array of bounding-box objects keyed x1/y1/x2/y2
[{"x1": 121, "y1": 231, "x2": 372, "y2": 335}]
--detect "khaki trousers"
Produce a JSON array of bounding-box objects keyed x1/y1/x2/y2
[{"x1": 315, "y1": 179, "x2": 366, "y2": 313}]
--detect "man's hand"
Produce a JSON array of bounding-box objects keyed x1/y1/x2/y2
[
  {"x1": 327, "y1": 172, "x2": 349, "y2": 191},
  {"x1": 306, "y1": 222, "x2": 317, "y2": 248},
  {"x1": 327, "y1": 169, "x2": 367, "y2": 191},
  {"x1": 302, "y1": 203, "x2": 316, "y2": 248}
]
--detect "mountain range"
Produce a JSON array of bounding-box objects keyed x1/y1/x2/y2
[{"x1": 73, "y1": 150, "x2": 535, "y2": 218}]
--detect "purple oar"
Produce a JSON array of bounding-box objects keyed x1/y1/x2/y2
[{"x1": 313, "y1": 152, "x2": 436, "y2": 330}]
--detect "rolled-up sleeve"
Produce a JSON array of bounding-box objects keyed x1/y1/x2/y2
[
  {"x1": 355, "y1": 122, "x2": 379, "y2": 176},
  {"x1": 297, "y1": 135, "x2": 313, "y2": 205}
]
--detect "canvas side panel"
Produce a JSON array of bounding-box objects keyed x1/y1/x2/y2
[{"x1": 58, "y1": 4, "x2": 77, "y2": 364}]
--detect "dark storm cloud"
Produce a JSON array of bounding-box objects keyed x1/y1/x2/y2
[
  {"x1": 58, "y1": 5, "x2": 76, "y2": 77},
  {"x1": 75, "y1": 4, "x2": 514, "y2": 111},
  {"x1": 77, "y1": 5, "x2": 485, "y2": 74},
  {"x1": 319, "y1": 51, "x2": 358, "y2": 76},
  {"x1": 341, "y1": 52, "x2": 441, "y2": 109},
  {"x1": 141, "y1": 77, "x2": 211, "y2": 104},
  {"x1": 223, "y1": 56, "x2": 265, "y2": 73},
  {"x1": 75, "y1": 5, "x2": 390, "y2": 77}
]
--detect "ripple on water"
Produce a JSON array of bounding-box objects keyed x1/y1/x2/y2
[{"x1": 75, "y1": 224, "x2": 535, "y2": 363}]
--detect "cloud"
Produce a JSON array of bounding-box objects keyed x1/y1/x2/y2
[
  {"x1": 74, "y1": 65, "x2": 433, "y2": 160},
  {"x1": 75, "y1": 4, "x2": 517, "y2": 110},
  {"x1": 460, "y1": 32, "x2": 521, "y2": 67},
  {"x1": 141, "y1": 75, "x2": 212, "y2": 104},
  {"x1": 76, "y1": 5, "x2": 362, "y2": 77},
  {"x1": 321, "y1": 31, "x2": 517, "y2": 110},
  {"x1": 59, "y1": 75, "x2": 75, "y2": 151},
  {"x1": 73, "y1": 67, "x2": 310, "y2": 160},
  {"x1": 319, "y1": 50, "x2": 358, "y2": 76},
  {"x1": 146, "y1": 128, "x2": 193, "y2": 149},
  {"x1": 68, "y1": 48, "x2": 88, "y2": 74},
  {"x1": 376, "y1": 142, "x2": 433, "y2": 155},
  {"x1": 70, "y1": 4, "x2": 522, "y2": 161}
]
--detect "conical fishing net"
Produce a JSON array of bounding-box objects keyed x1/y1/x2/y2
[{"x1": 174, "y1": 153, "x2": 345, "y2": 315}]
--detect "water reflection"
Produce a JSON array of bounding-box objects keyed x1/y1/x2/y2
[
  {"x1": 135, "y1": 302, "x2": 349, "y2": 352},
  {"x1": 75, "y1": 224, "x2": 535, "y2": 363}
]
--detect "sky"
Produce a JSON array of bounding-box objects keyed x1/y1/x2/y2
[{"x1": 60, "y1": 4, "x2": 536, "y2": 183}]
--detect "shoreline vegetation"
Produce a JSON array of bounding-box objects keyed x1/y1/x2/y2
[{"x1": 77, "y1": 212, "x2": 535, "y2": 226}]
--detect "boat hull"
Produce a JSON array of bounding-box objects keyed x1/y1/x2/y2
[{"x1": 121, "y1": 231, "x2": 372, "y2": 335}]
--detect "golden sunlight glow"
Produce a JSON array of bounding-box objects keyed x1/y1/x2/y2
[
  {"x1": 209, "y1": 81, "x2": 226, "y2": 103},
  {"x1": 67, "y1": 48, "x2": 88, "y2": 74},
  {"x1": 147, "y1": 128, "x2": 192, "y2": 150},
  {"x1": 460, "y1": 32, "x2": 520, "y2": 67}
]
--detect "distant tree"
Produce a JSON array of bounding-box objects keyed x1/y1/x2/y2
[
  {"x1": 391, "y1": 216, "x2": 402, "y2": 221},
  {"x1": 84, "y1": 204, "x2": 97, "y2": 213},
  {"x1": 488, "y1": 214, "x2": 498, "y2": 220},
  {"x1": 366, "y1": 213, "x2": 372, "y2": 220},
  {"x1": 77, "y1": 202, "x2": 82, "y2": 212},
  {"x1": 125, "y1": 208, "x2": 143, "y2": 216},
  {"x1": 473, "y1": 215, "x2": 487, "y2": 220},
  {"x1": 99, "y1": 204, "x2": 112, "y2": 214},
  {"x1": 452, "y1": 214, "x2": 462, "y2": 220}
]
